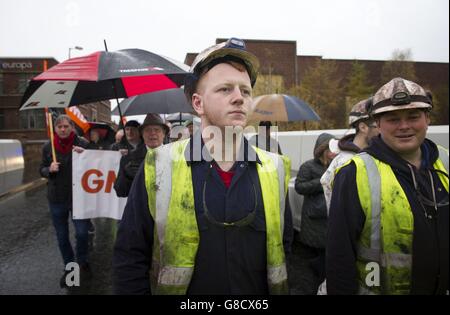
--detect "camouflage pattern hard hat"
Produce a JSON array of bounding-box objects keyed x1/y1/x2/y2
[
  {"x1": 348, "y1": 97, "x2": 372, "y2": 127},
  {"x1": 370, "y1": 77, "x2": 432, "y2": 115},
  {"x1": 189, "y1": 38, "x2": 260, "y2": 86}
]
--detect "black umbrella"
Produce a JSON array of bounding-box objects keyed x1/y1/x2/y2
[{"x1": 112, "y1": 88, "x2": 193, "y2": 116}]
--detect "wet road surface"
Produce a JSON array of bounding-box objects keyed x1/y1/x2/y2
[
  {"x1": 0, "y1": 184, "x2": 314, "y2": 295},
  {"x1": 0, "y1": 185, "x2": 116, "y2": 295}
]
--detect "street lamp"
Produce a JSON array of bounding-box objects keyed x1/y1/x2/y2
[{"x1": 68, "y1": 46, "x2": 83, "y2": 59}]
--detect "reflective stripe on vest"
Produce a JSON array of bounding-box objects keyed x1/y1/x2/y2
[
  {"x1": 145, "y1": 139, "x2": 197, "y2": 294},
  {"x1": 437, "y1": 146, "x2": 449, "y2": 174},
  {"x1": 144, "y1": 139, "x2": 290, "y2": 294},
  {"x1": 351, "y1": 150, "x2": 449, "y2": 295},
  {"x1": 253, "y1": 147, "x2": 291, "y2": 292},
  {"x1": 436, "y1": 146, "x2": 449, "y2": 192},
  {"x1": 359, "y1": 153, "x2": 382, "y2": 255}
]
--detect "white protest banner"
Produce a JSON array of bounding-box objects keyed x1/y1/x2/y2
[{"x1": 72, "y1": 149, "x2": 127, "y2": 220}]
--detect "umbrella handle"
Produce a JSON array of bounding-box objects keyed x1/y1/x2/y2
[
  {"x1": 113, "y1": 93, "x2": 132, "y2": 151},
  {"x1": 47, "y1": 112, "x2": 57, "y2": 163}
]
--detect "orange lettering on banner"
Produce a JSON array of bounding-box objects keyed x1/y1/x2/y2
[
  {"x1": 82, "y1": 169, "x2": 104, "y2": 193},
  {"x1": 81, "y1": 169, "x2": 117, "y2": 193},
  {"x1": 105, "y1": 171, "x2": 117, "y2": 193}
]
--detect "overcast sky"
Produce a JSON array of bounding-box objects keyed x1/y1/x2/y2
[{"x1": 1, "y1": 0, "x2": 449, "y2": 64}]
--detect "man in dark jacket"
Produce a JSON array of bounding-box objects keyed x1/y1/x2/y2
[
  {"x1": 327, "y1": 78, "x2": 449, "y2": 295},
  {"x1": 113, "y1": 38, "x2": 293, "y2": 295},
  {"x1": 294, "y1": 133, "x2": 336, "y2": 294},
  {"x1": 39, "y1": 114, "x2": 90, "y2": 288}
]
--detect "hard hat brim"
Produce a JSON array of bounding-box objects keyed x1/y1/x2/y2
[
  {"x1": 371, "y1": 102, "x2": 432, "y2": 115},
  {"x1": 193, "y1": 48, "x2": 260, "y2": 85}
]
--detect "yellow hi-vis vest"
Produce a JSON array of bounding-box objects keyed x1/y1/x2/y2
[
  {"x1": 144, "y1": 138, "x2": 291, "y2": 295},
  {"x1": 342, "y1": 146, "x2": 449, "y2": 295}
]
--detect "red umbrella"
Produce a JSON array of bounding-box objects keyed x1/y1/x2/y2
[{"x1": 20, "y1": 48, "x2": 188, "y2": 110}]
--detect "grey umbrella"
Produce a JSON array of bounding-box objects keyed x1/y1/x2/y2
[{"x1": 112, "y1": 88, "x2": 193, "y2": 116}]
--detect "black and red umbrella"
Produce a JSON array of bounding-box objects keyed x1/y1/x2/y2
[{"x1": 20, "y1": 48, "x2": 188, "y2": 110}]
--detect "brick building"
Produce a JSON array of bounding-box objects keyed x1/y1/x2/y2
[
  {"x1": 185, "y1": 38, "x2": 449, "y2": 125},
  {"x1": 0, "y1": 57, "x2": 112, "y2": 142}
]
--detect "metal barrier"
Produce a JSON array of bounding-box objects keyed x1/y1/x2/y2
[{"x1": 0, "y1": 139, "x2": 25, "y2": 195}]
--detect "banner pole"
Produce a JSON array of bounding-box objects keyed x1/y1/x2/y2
[{"x1": 48, "y1": 112, "x2": 57, "y2": 163}]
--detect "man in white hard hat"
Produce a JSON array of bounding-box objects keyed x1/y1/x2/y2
[{"x1": 321, "y1": 97, "x2": 379, "y2": 212}]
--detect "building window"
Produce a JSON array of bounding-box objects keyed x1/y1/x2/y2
[
  {"x1": 0, "y1": 73, "x2": 3, "y2": 95},
  {"x1": 19, "y1": 109, "x2": 46, "y2": 129},
  {"x1": 17, "y1": 74, "x2": 34, "y2": 94},
  {"x1": 0, "y1": 109, "x2": 4, "y2": 129},
  {"x1": 29, "y1": 114, "x2": 36, "y2": 128}
]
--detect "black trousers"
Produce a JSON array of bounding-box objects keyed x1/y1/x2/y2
[{"x1": 297, "y1": 241, "x2": 326, "y2": 295}]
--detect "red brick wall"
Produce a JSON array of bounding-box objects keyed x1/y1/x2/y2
[
  {"x1": 183, "y1": 38, "x2": 448, "y2": 126},
  {"x1": 238, "y1": 40, "x2": 298, "y2": 89},
  {"x1": 0, "y1": 129, "x2": 47, "y2": 142},
  {"x1": 1, "y1": 56, "x2": 113, "y2": 140},
  {"x1": 78, "y1": 101, "x2": 111, "y2": 124},
  {"x1": 185, "y1": 39, "x2": 299, "y2": 89}
]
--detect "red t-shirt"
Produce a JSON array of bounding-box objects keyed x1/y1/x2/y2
[{"x1": 213, "y1": 164, "x2": 235, "y2": 188}]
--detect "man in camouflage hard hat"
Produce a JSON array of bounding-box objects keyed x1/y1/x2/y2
[
  {"x1": 327, "y1": 77, "x2": 449, "y2": 295},
  {"x1": 321, "y1": 97, "x2": 379, "y2": 212},
  {"x1": 113, "y1": 38, "x2": 293, "y2": 295}
]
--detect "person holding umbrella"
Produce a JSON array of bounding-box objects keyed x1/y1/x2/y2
[
  {"x1": 113, "y1": 114, "x2": 169, "y2": 197},
  {"x1": 113, "y1": 38, "x2": 293, "y2": 295},
  {"x1": 39, "y1": 114, "x2": 91, "y2": 288}
]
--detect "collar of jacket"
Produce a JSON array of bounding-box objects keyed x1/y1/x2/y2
[
  {"x1": 184, "y1": 131, "x2": 262, "y2": 166},
  {"x1": 364, "y1": 135, "x2": 439, "y2": 173},
  {"x1": 338, "y1": 133, "x2": 361, "y2": 154}
]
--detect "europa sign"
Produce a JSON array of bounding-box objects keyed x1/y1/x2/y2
[{"x1": 1, "y1": 61, "x2": 33, "y2": 71}]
